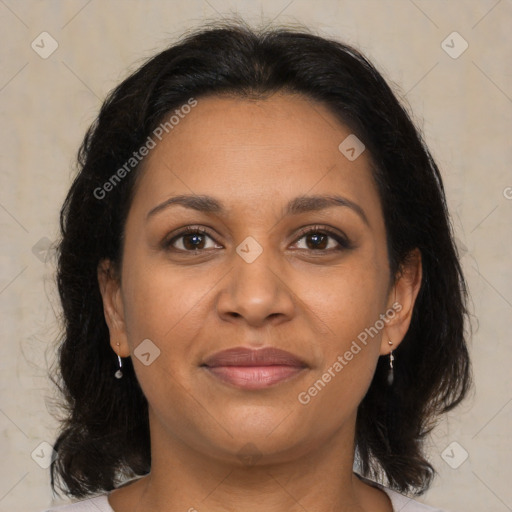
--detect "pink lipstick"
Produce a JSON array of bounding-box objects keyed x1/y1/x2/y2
[{"x1": 202, "y1": 347, "x2": 308, "y2": 390}]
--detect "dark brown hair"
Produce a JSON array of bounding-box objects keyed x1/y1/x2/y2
[{"x1": 51, "y1": 18, "x2": 472, "y2": 498}]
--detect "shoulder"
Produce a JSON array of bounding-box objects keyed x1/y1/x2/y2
[
  {"x1": 41, "y1": 494, "x2": 113, "y2": 512},
  {"x1": 383, "y1": 487, "x2": 448, "y2": 511},
  {"x1": 354, "y1": 472, "x2": 449, "y2": 512}
]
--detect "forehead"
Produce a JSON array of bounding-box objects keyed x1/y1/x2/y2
[
  {"x1": 147, "y1": 92, "x2": 356, "y2": 162},
  {"x1": 133, "y1": 92, "x2": 380, "y2": 218}
]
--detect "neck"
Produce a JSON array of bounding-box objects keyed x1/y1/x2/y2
[{"x1": 109, "y1": 410, "x2": 392, "y2": 512}]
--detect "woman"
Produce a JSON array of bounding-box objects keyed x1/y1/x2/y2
[{"x1": 44, "y1": 19, "x2": 472, "y2": 512}]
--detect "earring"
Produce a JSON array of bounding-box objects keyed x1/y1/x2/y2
[
  {"x1": 387, "y1": 340, "x2": 394, "y2": 386},
  {"x1": 114, "y1": 342, "x2": 123, "y2": 379}
]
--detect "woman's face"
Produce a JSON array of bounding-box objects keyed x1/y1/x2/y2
[{"x1": 99, "y1": 92, "x2": 419, "y2": 465}]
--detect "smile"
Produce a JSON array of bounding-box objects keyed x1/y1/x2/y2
[
  {"x1": 201, "y1": 346, "x2": 309, "y2": 389},
  {"x1": 203, "y1": 365, "x2": 308, "y2": 390}
]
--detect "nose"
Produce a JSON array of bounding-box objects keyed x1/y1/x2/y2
[{"x1": 216, "y1": 240, "x2": 296, "y2": 328}]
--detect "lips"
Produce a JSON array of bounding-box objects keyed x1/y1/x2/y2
[
  {"x1": 202, "y1": 347, "x2": 308, "y2": 367},
  {"x1": 201, "y1": 347, "x2": 308, "y2": 390}
]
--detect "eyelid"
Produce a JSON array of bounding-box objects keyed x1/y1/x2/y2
[
  {"x1": 162, "y1": 225, "x2": 219, "y2": 250},
  {"x1": 163, "y1": 224, "x2": 353, "y2": 253},
  {"x1": 291, "y1": 224, "x2": 353, "y2": 250}
]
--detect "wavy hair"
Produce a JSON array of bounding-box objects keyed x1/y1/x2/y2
[{"x1": 51, "y1": 18, "x2": 472, "y2": 498}]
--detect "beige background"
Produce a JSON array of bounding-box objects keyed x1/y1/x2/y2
[{"x1": 0, "y1": 1, "x2": 511, "y2": 511}]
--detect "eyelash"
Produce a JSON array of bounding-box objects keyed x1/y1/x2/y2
[{"x1": 163, "y1": 225, "x2": 353, "y2": 254}]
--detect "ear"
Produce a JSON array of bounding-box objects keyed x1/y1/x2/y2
[
  {"x1": 97, "y1": 259, "x2": 131, "y2": 357},
  {"x1": 380, "y1": 248, "x2": 422, "y2": 355}
]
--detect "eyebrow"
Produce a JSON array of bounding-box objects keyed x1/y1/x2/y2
[{"x1": 146, "y1": 193, "x2": 369, "y2": 226}]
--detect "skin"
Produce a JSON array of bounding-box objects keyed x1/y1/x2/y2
[{"x1": 98, "y1": 92, "x2": 422, "y2": 512}]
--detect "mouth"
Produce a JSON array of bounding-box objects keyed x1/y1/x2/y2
[{"x1": 201, "y1": 346, "x2": 309, "y2": 390}]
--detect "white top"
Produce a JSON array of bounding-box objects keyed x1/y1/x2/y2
[{"x1": 42, "y1": 476, "x2": 447, "y2": 512}]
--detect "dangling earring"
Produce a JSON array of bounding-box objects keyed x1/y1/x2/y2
[
  {"x1": 387, "y1": 340, "x2": 394, "y2": 386},
  {"x1": 114, "y1": 342, "x2": 123, "y2": 379}
]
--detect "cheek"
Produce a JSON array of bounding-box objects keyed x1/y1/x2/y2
[
  {"x1": 119, "y1": 258, "x2": 207, "y2": 407},
  {"x1": 119, "y1": 248, "x2": 222, "y2": 402},
  {"x1": 121, "y1": 228, "x2": 389, "y2": 357},
  {"x1": 296, "y1": 285, "x2": 384, "y2": 428},
  {"x1": 120, "y1": 241, "x2": 205, "y2": 342},
  {"x1": 301, "y1": 254, "x2": 387, "y2": 397},
  {"x1": 312, "y1": 256, "x2": 388, "y2": 337}
]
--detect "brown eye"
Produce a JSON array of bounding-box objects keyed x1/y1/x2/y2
[
  {"x1": 164, "y1": 227, "x2": 220, "y2": 252},
  {"x1": 293, "y1": 226, "x2": 352, "y2": 252},
  {"x1": 162, "y1": 225, "x2": 352, "y2": 254}
]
